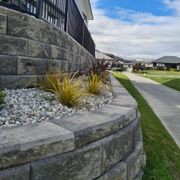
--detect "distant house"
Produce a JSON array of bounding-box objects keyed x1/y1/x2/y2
[
  {"x1": 95, "y1": 50, "x2": 113, "y2": 61},
  {"x1": 153, "y1": 56, "x2": 180, "y2": 70}
]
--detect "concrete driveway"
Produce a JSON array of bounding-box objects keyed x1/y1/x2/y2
[{"x1": 124, "y1": 72, "x2": 180, "y2": 147}]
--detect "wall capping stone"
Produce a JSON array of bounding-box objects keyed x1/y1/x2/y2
[{"x1": 0, "y1": 75, "x2": 146, "y2": 180}]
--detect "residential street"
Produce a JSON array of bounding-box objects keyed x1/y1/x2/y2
[{"x1": 124, "y1": 72, "x2": 180, "y2": 147}]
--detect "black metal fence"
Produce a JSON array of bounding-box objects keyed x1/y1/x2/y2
[{"x1": 0, "y1": 0, "x2": 95, "y2": 56}]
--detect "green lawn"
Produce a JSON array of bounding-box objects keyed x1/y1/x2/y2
[
  {"x1": 142, "y1": 76, "x2": 180, "y2": 92},
  {"x1": 135, "y1": 70, "x2": 180, "y2": 76},
  {"x1": 113, "y1": 72, "x2": 180, "y2": 180}
]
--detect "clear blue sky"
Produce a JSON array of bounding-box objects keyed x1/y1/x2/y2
[{"x1": 96, "y1": 0, "x2": 173, "y2": 18}]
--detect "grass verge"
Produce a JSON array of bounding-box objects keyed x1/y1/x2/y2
[
  {"x1": 141, "y1": 75, "x2": 180, "y2": 92},
  {"x1": 135, "y1": 70, "x2": 180, "y2": 76},
  {"x1": 113, "y1": 72, "x2": 180, "y2": 180}
]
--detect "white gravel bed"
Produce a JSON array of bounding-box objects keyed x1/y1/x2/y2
[{"x1": 0, "y1": 88, "x2": 113, "y2": 128}]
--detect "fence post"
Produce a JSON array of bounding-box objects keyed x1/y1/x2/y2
[
  {"x1": 64, "y1": 0, "x2": 69, "y2": 32},
  {"x1": 82, "y1": 23, "x2": 85, "y2": 46},
  {"x1": 36, "y1": 0, "x2": 43, "y2": 18}
]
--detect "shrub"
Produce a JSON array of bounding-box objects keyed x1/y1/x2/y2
[
  {"x1": 88, "y1": 73, "x2": 103, "y2": 95},
  {"x1": 81, "y1": 59, "x2": 110, "y2": 83},
  {"x1": 0, "y1": 92, "x2": 5, "y2": 105}
]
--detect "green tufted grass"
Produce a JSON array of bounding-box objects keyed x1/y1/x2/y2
[
  {"x1": 0, "y1": 92, "x2": 5, "y2": 105},
  {"x1": 113, "y1": 72, "x2": 180, "y2": 180},
  {"x1": 141, "y1": 76, "x2": 180, "y2": 92}
]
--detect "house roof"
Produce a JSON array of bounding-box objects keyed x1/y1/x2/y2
[
  {"x1": 95, "y1": 50, "x2": 113, "y2": 60},
  {"x1": 153, "y1": 56, "x2": 180, "y2": 64}
]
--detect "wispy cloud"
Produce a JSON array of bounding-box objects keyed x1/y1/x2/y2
[
  {"x1": 164, "y1": 0, "x2": 180, "y2": 15},
  {"x1": 89, "y1": 0, "x2": 180, "y2": 58}
]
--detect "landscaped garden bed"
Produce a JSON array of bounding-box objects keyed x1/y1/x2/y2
[{"x1": 0, "y1": 71, "x2": 113, "y2": 128}]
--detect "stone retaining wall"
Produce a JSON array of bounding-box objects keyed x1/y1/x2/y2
[
  {"x1": 0, "y1": 76, "x2": 146, "y2": 180},
  {"x1": 0, "y1": 6, "x2": 95, "y2": 89}
]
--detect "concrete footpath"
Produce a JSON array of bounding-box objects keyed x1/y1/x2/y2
[{"x1": 124, "y1": 72, "x2": 180, "y2": 147}]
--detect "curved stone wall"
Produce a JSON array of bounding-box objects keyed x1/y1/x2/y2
[
  {"x1": 0, "y1": 6, "x2": 95, "y2": 89},
  {"x1": 0, "y1": 76, "x2": 146, "y2": 180}
]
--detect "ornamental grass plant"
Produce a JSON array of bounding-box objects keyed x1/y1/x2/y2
[
  {"x1": 53, "y1": 75, "x2": 83, "y2": 108},
  {"x1": 39, "y1": 72, "x2": 84, "y2": 108},
  {"x1": 88, "y1": 73, "x2": 103, "y2": 95}
]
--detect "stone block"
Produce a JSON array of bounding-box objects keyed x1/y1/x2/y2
[
  {"x1": 39, "y1": 27, "x2": 64, "y2": 46},
  {"x1": 0, "y1": 6, "x2": 37, "y2": 22},
  {"x1": 110, "y1": 75, "x2": 123, "y2": 87},
  {"x1": 27, "y1": 40, "x2": 51, "y2": 58},
  {"x1": 61, "y1": 61, "x2": 69, "y2": 72},
  {"x1": 74, "y1": 54, "x2": 81, "y2": 64},
  {"x1": 96, "y1": 104, "x2": 137, "y2": 128},
  {"x1": 52, "y1": 111, "x2": 125, "y2": 148},
  {"x1": 47, "y1": 60, "x2": 62, "y2": 72},
  {"x1": 0, "y1": 14, "x2": 7, "y2": 34},
  {"x1": 0, "y1": 75, "x2": 37, "y2": 89},
  {"x1": 101, "y1": 121, "x2": 135, "y2": 173},
  {"x1": 64, "y1": 51, "x2": 75, "y2": 61},
  {"x1": 111, "y1": 95, "x2": 137, "y2": 109},
  {"x1": 51, "y1": 45, "x2": 64, "y2": 60},
  {"x1": 0, "y1": 34, "x2": 27, "y2": 56},
  {"x1": 31, "y1": 143, "x2": 101, "y2": 180},
  {"x1": 112, "y1": 86, "x2": 130, "y2": 98},
  {"x1": 124, "y1": 142, "x2": 145, "y2": 180},
  {"x1": 17, "y1": 57, "x2": 47, "y2": 75},
  {"x1": 0, "y1": 164, "x2": 30, "y2": 180},
  {"x1": 0, "y1": 122, "x2": 75, "y2": 169},
  {"x1": 7, "y1": 17, "x2": 41, "y2": 41},
  {"x1": 97, "y1": 162, "x2": 127, "y2": 180},
  {"x1": 69, "y1": 63, "x2": 76, "y2": 72},
  {"x1": 0, "y1": 55, "x2": 17, "y2": 75}
]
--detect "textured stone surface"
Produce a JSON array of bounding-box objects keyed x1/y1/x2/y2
[
  {"x1": 52, "y1": 111, "x2": 126, "y2": 148},
  {"x1": 27, "y1": 40, "x2": 51, "y2": 58},
  {"x1": 0, "y1": 75, "x2": 37, "y2": 89},
  {"x1": 96, "y1": 104, "x2": 137, "y2": 127},
  {"x1": 31, "y1": 143, "x2": 101, "y2": 180},
  {"x1": 51, "y1": 45, "x2": 64, "y2": 60},
  {"x1": 0, "y1": 7, "x2": 95, "y2": 88},
  {"x1": 124, "y1": 142, "x2": 146, "y2": 180},
  {"x1": 0, "y1": 14, "x2": 7, "y2": 34},
  {"x1": 17, "y1": 57, "x2": 47, "y2": 75},
  {"x1": 0, "y1": 164, "x2": 30, "y2": 180},
  {"x1": 101, "y1": 121, "x2": 135, "y2": 173},
  {"x1": 97, "y1": 162, "x2": 127, "y2": 180},
  {"x1": 0, "y1": 55, "x2": 17, "y2": 75},
  {"x1": 7, "y1": 17, "x2": 41, "y2": 41},
  {"x1": 0, "y1": 122, "x2": 75, "y2": 169},
  {"x1": 0, "y1": 35, "x2": 27, "y2": 56},
  {"x1": 47, "y1": 60, "x2": 63, "y2": 72},
  {"x1": 111, "y1": 95, "x2": 137, "y2": 108}
]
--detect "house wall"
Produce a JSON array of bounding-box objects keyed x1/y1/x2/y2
[
  {"x1": 74, "y1": 0, "x2": 92, "y2": 26},
  {"x1": 0, "y1": 6, "x2": 95, "y2": 89},
  {"x1": 153, "y1": 62, "x2": 179, "y2": 69}
]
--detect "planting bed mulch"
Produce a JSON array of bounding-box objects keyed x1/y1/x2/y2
[{"x1": 0, "y1": 88, "x2": 113, "y2": 128}]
